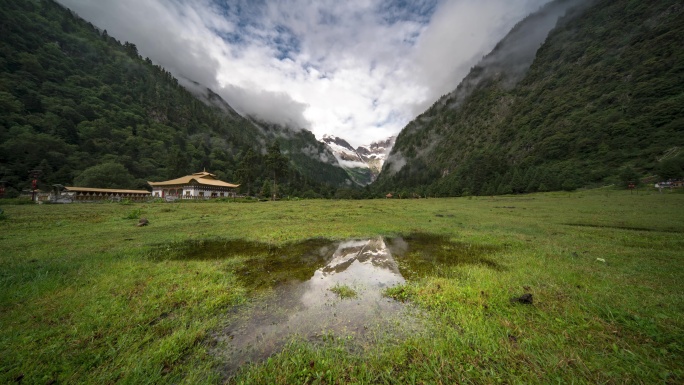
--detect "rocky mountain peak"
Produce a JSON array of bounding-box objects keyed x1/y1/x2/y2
[
  {"x1": 321, "y1": 135, "x2": 355, "y2": 152},
  {"x1": 320, "y1": 134, "x2": 396, "y2": 185}
]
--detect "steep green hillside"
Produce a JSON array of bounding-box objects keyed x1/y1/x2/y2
[
  {"x1": 0, "y1": 0, "x2": 349, "y2": 197},
  {"x1": 375, "y1": 0, "x2": 684, "y2": 196}
]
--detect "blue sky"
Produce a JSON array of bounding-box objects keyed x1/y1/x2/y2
[{"x1": 58, "y1": 0, "x2": 550, "y2": 146}]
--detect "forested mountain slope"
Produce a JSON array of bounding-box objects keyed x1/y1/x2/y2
[
  {"x1": 375, "y1": 0, "x2": 684, "y2": 196},
  {"x1": 0, "y1": 0, "x2": 350, "y2": 197},
  {"x1": 251, "y1": 121, "x2": 354, "y2": 191}
]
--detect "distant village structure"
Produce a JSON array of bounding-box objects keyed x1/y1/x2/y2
[
  {"x1": 40, "y1": 185, "x2": 151, "y2": 203},
  {"x1": 28, "y1": 171, "x2": 238, "y2": 203},
  {"x1": 63, "y1": 187, "x2": 151, "y2": 202},
  {"x1": 654, "y1": 180, "x2": 684, "y2": 192},
  {"x1": 148, "y1": 171, "x2": 239, "y2": 200}
]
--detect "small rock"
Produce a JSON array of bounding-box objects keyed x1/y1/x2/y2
[
  {"x1": 136, "y1": 218, "x2": 149, "y2": 227},
  {"x1": 518, "y1": 293, "x2": 533, "y2": 304},
  {"x1": 511, "y1": 293, "x2": 534, "y2": 304}
]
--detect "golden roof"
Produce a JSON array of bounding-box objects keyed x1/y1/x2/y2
[
  {"x1": 64, "y1": 187, "x2": 151, "y2": 194},
  {"x1": 147, "y1": 171, "x2": 239, "y2": 188}
]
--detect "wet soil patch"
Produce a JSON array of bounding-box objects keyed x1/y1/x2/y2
[
  {"x1": 150, "y1": 234, "x2": 500, "y2": 288},
  {"x1": 151, "y1": 234, "x2": 500, "y2": 377},
  {"x1": 388, "y1": 233, "x2": 501, "y2": 280},
  {"x1": 149, "y1": 238, "x2": 335, "y2": 289}
]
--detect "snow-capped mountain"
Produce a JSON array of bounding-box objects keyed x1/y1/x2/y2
[
  {"x1": 356, "y1": 136, "x2": 396, "y2": 176},
  {"x1": 320, "y1": 135, "x2": 396, "y2": 185},
  {"x1": 320, "y1": 135, "x2": 366, "y2": 166}
]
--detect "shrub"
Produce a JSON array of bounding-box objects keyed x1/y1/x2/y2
[{"x1": 123, "y1": 208, "x2": 143, "y2": 219}]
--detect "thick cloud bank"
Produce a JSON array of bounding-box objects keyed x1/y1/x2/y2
[{"x1": 58, "y1": 0, "x2": 551, "y2": 146}]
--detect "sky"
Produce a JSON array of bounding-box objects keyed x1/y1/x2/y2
[{"x1": 57, "y1": 0, "x2": 551, "y2": 147}]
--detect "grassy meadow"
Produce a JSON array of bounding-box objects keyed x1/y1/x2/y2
[{"x1": 1, "y1": 189, "x2": 683, "y2": 384}]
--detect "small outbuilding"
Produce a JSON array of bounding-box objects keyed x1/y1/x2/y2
[{"x1": 148, "y1": 171, "x2": 239, "y2": 199}]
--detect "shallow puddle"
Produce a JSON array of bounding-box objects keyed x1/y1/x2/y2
[
  {"x1": 216, "y1": 237, "x2": 415, "y2": 376},
  {"x1": 152, "y1": 234, "x2": 499, "y2": 376}
]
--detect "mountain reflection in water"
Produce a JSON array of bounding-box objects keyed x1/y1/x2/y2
[
  {"x1": 207, "y1": 233, "x2": 500, "y2": 376},
  {"x1": 215, "y1": 236, "x2": 419, "y2": 376}
]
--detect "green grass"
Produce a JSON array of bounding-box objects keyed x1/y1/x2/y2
[
  {"x1": 1, "y1": 189, "x2": 683, "y2": 384},
  {"x1": 329, "y1": 284, "x2": 358, "y2": 299},
  {"x1": 123, "y1": 207, "x2": 144, "y2": 220}
]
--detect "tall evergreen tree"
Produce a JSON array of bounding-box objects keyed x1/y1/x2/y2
[{"x1": 265, "y1": 142, "x2": 289, "y2": 200}]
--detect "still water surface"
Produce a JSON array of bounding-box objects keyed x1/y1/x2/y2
[{"x1": 170, "y1": 234, "x2": 501, "y2": 375}]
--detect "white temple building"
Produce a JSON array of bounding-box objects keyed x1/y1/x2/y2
[{"x1": 148, "y1": 171, "x2": 239, "y2": 199}]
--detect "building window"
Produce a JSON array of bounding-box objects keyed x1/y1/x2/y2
[
  {"x1": 220, "y1": 192, "x2": 224, "y2": 197},
  {"x1": 185, "y1": 191, "x2": 191, "y2": 197},
  {"x1": 199, "y1": 192, "x2": 204, "y2": 197}
]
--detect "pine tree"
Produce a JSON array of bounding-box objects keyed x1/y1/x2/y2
[
  {"x1": 261, "y1": 179, "x2": 271, "y2": 198},
  {"x1": 510, "y1": 168, "x2": 525, "y2": 194},
  {"x1": 265, "y1": 142, "x2": 289, "y2": 200}
]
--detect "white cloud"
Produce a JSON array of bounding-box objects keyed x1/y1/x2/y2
[
  {"x1": 409, "y1": 0, "x2": 550, "y2": 113},
  {"x1": 336, "y1": 159, "x2": 370, "y2": 169},
  {"x1": 221, "y1": 84, "x2": 311, "y2": 129},
  {"x1": 57, "y1": 0, "x2": 551, "y2": 147}
]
